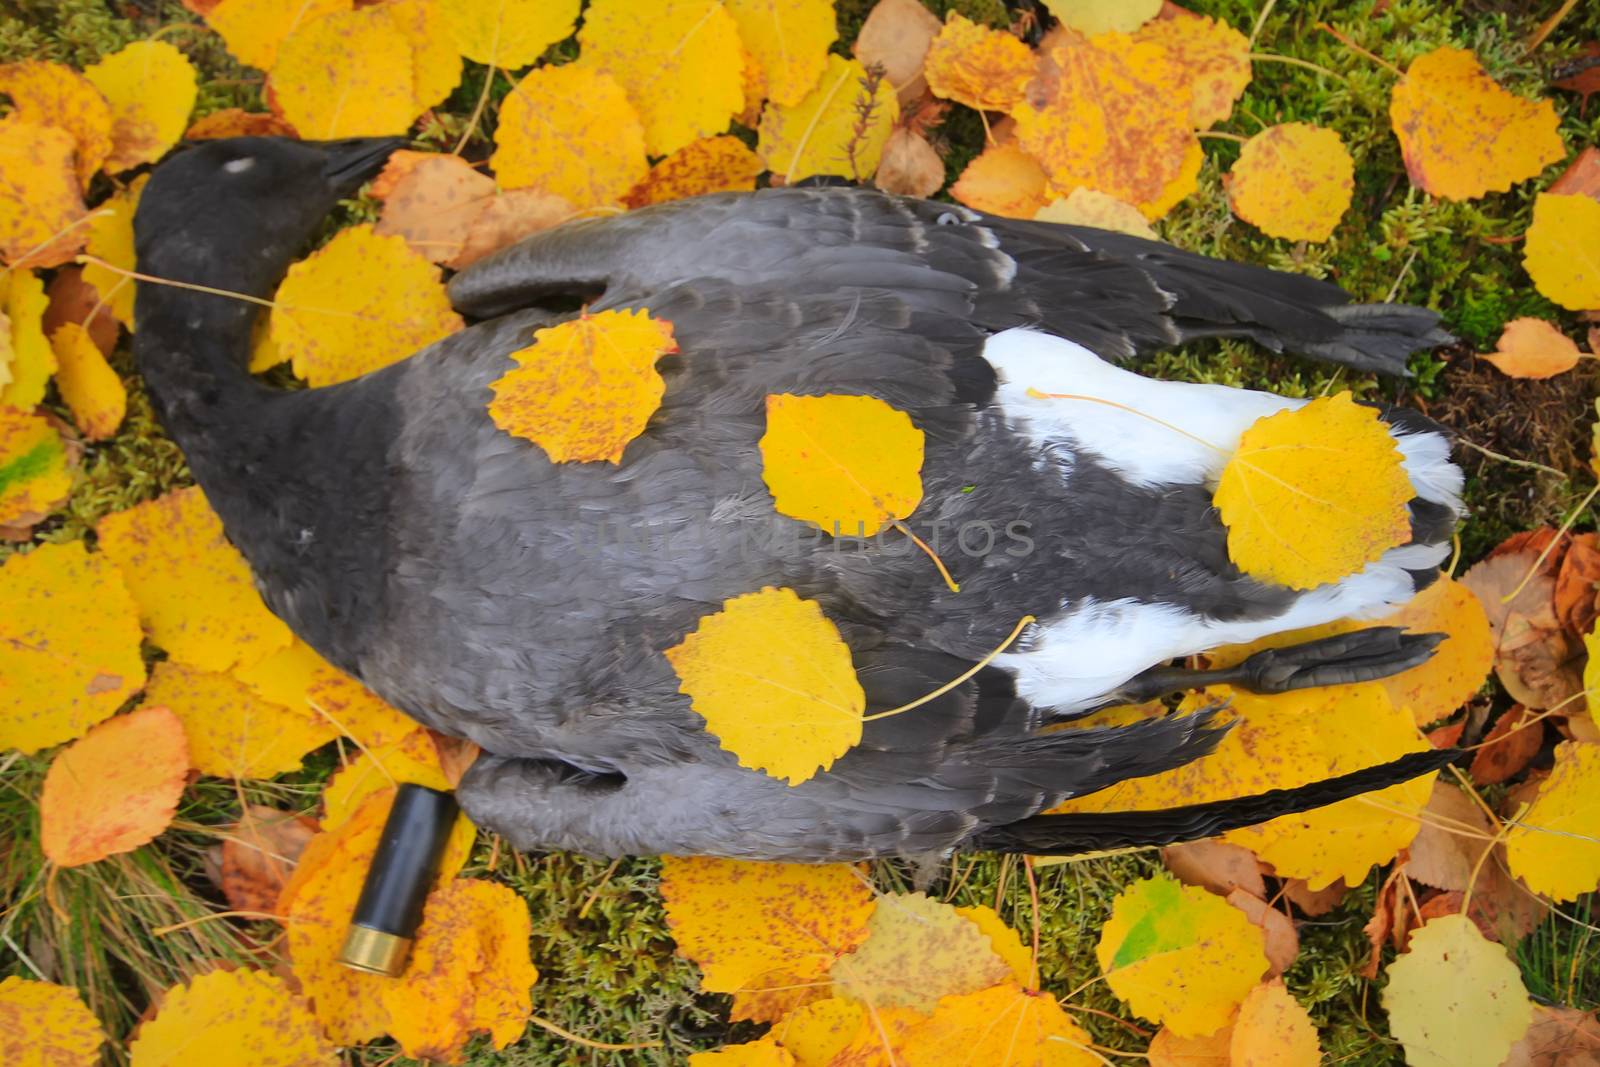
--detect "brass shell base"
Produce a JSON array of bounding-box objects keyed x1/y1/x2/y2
[{"x1": 340, "y1": 924, "x2": 411, "y2": 977}]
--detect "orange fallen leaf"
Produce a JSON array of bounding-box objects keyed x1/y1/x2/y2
[
  {"x1": 0, "y1": 119, "x2": 89, "y2": 269},
  {"x1": 624, "y1": 135, "x2": 765, "y2": 209},
  {"x1": 1034, "y1": 188, "x2": 1159, "y2": 238},
  {"x1": 50, "y1": 323, "x2": 125, "y2": 441},
  {"x1": 1225, "y1": 123, "x2": 1353, "y2": 243},
  {"x1": 1484, "y1": 318, "x2": 1583, "y2": 379},
  {"x1": 578, "y1": 0, "x2": 746, "y2": 157},
  {"x1": 0, "y1": 977, "x2": 105, "y2": 1067},
  {"x1": 1470, "y1": 706, "x2": 1543, "y2": 785},
  {"x1": 1013, "y1": 30, "x2": 1198, "y2": 219},
  {"x1": 220, "y1": 804, "x2": 318, "y2": 913},
  {"x1": 950, "y1": 142, "x2": 1051, "y2": 218},
  {"x1": 40, "y1": 705, "x2": 189, "y2": 868},
  {"x1": 1388, "y1": 46, "x2": 1564, "y2": 202},
  {"x1": 128, "y1": 969, "x2": 336, "y2": 1067},
  {"x1": 897, "y1": 982, "x2": 1099, "y2": 1066},
  {"x1": 184, "y1": 108, "x2": 297, "y2": 140},
  {"x1": 491, "y1": 65, "x2": 649, "y2": 210},
  {"x1": 1502, "y1": 1004, "x2": 1600, "y2": 1066},
  {"x1": 43, "y1": 267, "x2": 117, "y2": 358},
  {"x1": 1554, "y1": 533, "x2": 1600, "y2": 637},
  {"x1": 373, "y1": 153, "x2": 496, "y2": 265},
  {"x1": 487, "y1": 307, "x2": 676, "y2": 464},
  {"x1": 1373, "y1": 575, "x2": 1494, "y2": 726},
  {"x1": 1133, "y1": 11, "x2": 1251, "y2": 129},
  {"x1": 924, "y1": 13, "x2": 1035, "y2": 113},
  {"x1": 0, "y1": 60, "x2": 112, "y2": 186},
  {"x1": 83, "y1": 41, "x2": 197, "y2": 173},
  {"x1": 448, "y1": 188, "x2": 574, "y2": 270},
  {"x1": 97, "y1": 485, "x2": 294, "y2": 672},
  {"x1": 1148, "y1": 1024, "x2": 1232, "y2": 1067}
]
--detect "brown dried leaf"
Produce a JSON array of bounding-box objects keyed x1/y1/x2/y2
[
  {"x1": 449, "y1": 189, "x2": 574, "y2": 271},
  {"x1": 1281, "y1": 877, "x2": 1347, "y2": 916},
  {"x1": 220, "y1": 804, "x2": 318, "y2": 914},
  {"x1": 853, "y1": 0, "x2": 943, "y2": 107},
  {"x1": 1225, "y1": 888, "x2": 1299, "y2": 978},
  {"x1": 873, "y1": 128, "x2": 945, "y2": 198},
  {"x1": 1554, "y1": 533, "x2": 1600, "y2": 638},
  {"x1": 1502, "y1": 1004, "x2": 1600, "y2": 1067},
  {"x1": 373, "y1": 154, "x2": 496, "y2": 265},
  {"x1": 1470, "y1": 706, "x2": 1543, "y2": 786},
  {"x1": 1160, "y1": 839, "x2": 1266, "y2": 899},
  {"x1": 43, "y1": 267, "x2": 118, "y2": 356},
  {"x1": 1548, "y1": 145, "x2": 1600, "y2": 200},
  {"x1": 1401, "y1": 780, "x2": 1492, "y2": 892}
]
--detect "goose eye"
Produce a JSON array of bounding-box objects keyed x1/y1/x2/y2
[{"x1": 222, "y1": 157, "x2": 256, "y2": 175}]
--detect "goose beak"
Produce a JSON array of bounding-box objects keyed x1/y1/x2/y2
[{"x1": 320, "y1": 137, "x2": 407, "y2": 190}]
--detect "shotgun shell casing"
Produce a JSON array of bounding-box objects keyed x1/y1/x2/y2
[{"x1": 339, "y1": 783, "x2": 459, "y2": 977}]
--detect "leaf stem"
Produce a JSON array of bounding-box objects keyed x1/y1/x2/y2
[
  {"x1": 892, "y1": 519, "x2": 959, "y2": 592},
  {"x1": 1025, "y1": 389, "x2": 1228, "y2": 454},
  {"x1": 1499, "y1": 481, "x2": 1600, "y2": 604},
  {"x1": 1315, "y1": 21, "x2": 1403, "y2": 76},
  {"x1": 861, "y1": 615, "x2": 1036, "y2": 721},
  {"x1": 526, "y1": 1013, "x2": 663, "y2": 1051}
]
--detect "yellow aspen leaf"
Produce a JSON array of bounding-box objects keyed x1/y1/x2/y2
[
  {"x1": 1045, "y1": 0, "x2": 1161, "y2": 37},
  {"x1": 491, "y1": 65, "x2": 650, "y2": 209},
  {"x1": 725, "y1": 0, "x2": 835, "y2": 107},
  {"x1": 951, "y1": 142, "x2": 1051, "y2": 218},
  {"x1": 1214, "y1": 393, "x2": 1412, "y2": 591},
  {"x1": 665, "y1": 586, "x2": 867, "y2": 785},
  {"x1": 769, "y1": 997, "x2": 869, "y2": 1065},
  {"x1": 1505, "y1": 740, "x2": 1600, "y2": 902},
  {"x1": 0, "y1": 61, "x2": 112, "y2": 186},
  {"x1": 0, "y1": 977, "x2": 104, "y2": 1067},
  {"x1": 233, "y1": 637, "x2": 417, "y2": 750},
  {"x1": 758, "y1": 53, "x2": 900, "y2": 184},
  {"x1": 373, "y1": 153, "x2": 497, "y2": 265},
  {"x1": 924, "y1": 13, "x2": 1036, "y2": 113},
  {"x1": 897, "y1": 983, "x2": 1099, "y2": 1067},
  {"x1": 954, "y1": 903, "x2": 1034, "y2": 986},
  {"x1": 1382, "y1": 914, "x2": 1534, "y2": 1067},
  {"x1": 692, "y1": 1038, "x2": 797, "y2": 1066},
  {"x1": 624, "y1": 135, "x2": 765, "y2": 209},
  {"x1": 1149, "y1": 1025, "x2": 1233, "y2": 1067},
  {"x1": 660, "y1": 856, "x2": 876, "y2": 995},
  {"x1": 284, "y1": 787, "x2": 475, "y2": 1044},
  {"x1": 1013, "y1": 31, "x2": 1198, "y2": 219},
  {"x1": 50, "y1": 324, "x2": 125, "y2": 441},
  {"x1": 1523, "y1": 193, "x2": 1600, "y2": 312},
  {"x1": 578, "y1": 0, "x2": 746, "y2": 157},
  {"x1": 487, "y1": 307, "x2": 677, "y2": 464},
  {"x1": 322, "y1": 728, "x2": 452, "y2": 829},
  {"x1": 2, "y1": 269, "x2": 56, "y2": 408},
  {"x1": 1388, "y1": 47, "x2": 1563, "y2": 202},
  {"x1": 0, "y1": 406, "x2": 70, "y2": 527},
  {"x1": 1095, "y1": 873, "x2": 1268, "y2": 1036},
  {"x1": 1133, "y1": 13, "x2": 1251, "y2": 129},
  {"x1": 128, "y1": 970, "x2": 336, "y2": 1067},
  {"x1": 81, "y1": 176, "x2": 144, "y2": 330},
  {"x1": 83, "y1": 42, "x2": 197, "y2": 173},
  {"x1": 437, "y1": 0, "x2": 578, "y2": 68},
  {"x1": 381, "y1": 879, "x2": 539, "y2": 1063},
  {"x1": 270, "y1": 224, "x2": 462, "y2": 387},
  {"x1": 1034, "y1": 188, "x2": 1159, "y2": 239},
  {"x1": 145, "y1": 660, "x2": 335, "y2": 779},
  {"x1": 40, "y1": 706, "x2": 188, "y2": 867},
  {"x1": 97, "y1": 485, "x2": 293, "y2": 672},
  {"x1": 204, "y1": 0, "x2": 349, "y2": 71},
  {"x1": 1377, "y1": 576, "x2": 1492, "y2": 725},
  {"x1": 1225, "y1": 123, "x2": 1353, "y2": 243},
  {"x1": 832, "y1": 891, "x2": 1011, "y2": 1013},
  {"x1": 1483, "y1": 317, "x2": 1582, "y2": 379},
  {"x1": 381, "y1": 0, "x2": 461, "y2": 112},
  {"x1": 271, "y1": 9, "x2": 417, "y2": 138},
  {"x1": 0, "y1": 542, "x2": 144, "y2": 753},
  {"x1": 760, "y1": 393, "x2": 924, "y2": 538},
  {"x1": 1052, "y1": 685, "x2": 1434, "y2": 890},
  {"x1": 1229, "y1": 980, "x2": 1320, "y2": 1067},
  {"x1": 0, "y1": 121, "x2": 89, "y2": 269}
]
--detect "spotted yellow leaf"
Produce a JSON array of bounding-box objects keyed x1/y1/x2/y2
[
  {"x1": 1034, "y1": 188, "x2": 1159, "y2": 239},
  {"x1": 81, "y1": 176, "x2": 143, "y2": 330},
  {"x1": 832, "y1": 892, "x2": 1011, "y2": 1012},
  {"x1": 1505, "y1": 739, "x2": 1600, "y2": 902},
  {"x1": 660, "y1": 856, "x2": 876, "y2": 994},
  {"x1": 625, "y1": 135, "x2": 765, "y2": 209},
  {"x1": 760, "y1": 393, "x2": 924, "y2": 539},
  {"x1": 487, "y1": 307, "x2": 676, "y2": 464},
  {"x1": 128, "y1": 970, "x2": 336, "y2": 1067},
  {"x1": 924, "y1": 13, "x2": 1035, "y2": 113},
  {"x1": 0, "y1": 541, "x2": 144, "y2": 754},
  {"x1": 1, "y1": 269, "x2": 55, "y2": 406},
  {"x1": 0, "y1": 121, "x2": 89, "y2": 269},
  {"x1": 1230, "y1": 980, "x2": 1321, "y2": 1067},
  {"x1": 897, "y1": 983, "x2": 1099, "y2": 1067},
  {"x1": 0, "y1": 405, "x2": 70, "y2": 527},
  {"x1": 1523, "y1": 193, "x2": 1600, "y2": 312},
  {"x1": 1226, "y1": 123, "x2": 1353, "y2": 243},
  {"x1": 272, "y1": 9, "x2": 417, "y2": 138},
  {"x1": 0, "y1": 60, "x2": 112, "y2": 186},
  {"x1": 1096, "y1": 873, "x2": 1268, "y2": 1036},
  {"x1": 50, "y1": 323, "x2": 125, "y2": 441},
  {"x1": 725, "y1": 0, "x2": 835, "y2": 107},
  {"x1": 954, "y1": 903, "x2": 1034, "y2": 987},
  {"x1": 1214, "y1": 393, "x2": 1412, "y2": 591},
  {"x1": 691, "y1": 1038, "x2": 796, "y2": 1066},
  {"x1": 233, "y1": 637, "x2": 417, "y2": 752},
  {"x1": 204, "y1": 0, "x2": 349, "y2": 71},
  {"x1": 1133, "y1": 12, "x2": 1251, "y2": 129},
  {"x1": 0, "y1": 977, "x2": 104, "y2": 1067},
  {"x1": 437, "y1": 0, "x2": 578, "y2": 67},
  {"x1": 1045, "y1": 0, "x2": 1161, "y2": 36},
  {"x1": 381, "y1": 0, "x2": 461, "y2": 112},
  {"x1": 667, "y1": 587, "x2": 866, "y2": 785},
  {"x1": 83, "y1": 42, "x2": 197, "y2": 173},
  {"x1": 758, "y1": 53, "x2": 900, "y2": 183},
  {"x1": 1382, "y1": 914, "x2": 1534, "y2": 1067},
  {"x1": 491, "y1": 65, "x2": 650, "y2": 209},
  {"x1": 271, "y1": 225, "x2": 461, "y2": 387},
  {"x1": 97, "y1": 485, "x2": 294, "y2": 672},
  {"x1": 322, "y1": 728, "x2": 452, "y2": 829},
  {"x1": 579, "y1": 0, "x2": 745, "y2": 156},
  {"x1": 145, "y1": 660, "x2": 336, "y2": 779},
  {"x1": 1389, "y1": 46, "x2": 1563, "y2": 202}
]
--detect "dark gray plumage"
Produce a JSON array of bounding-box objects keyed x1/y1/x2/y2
[{"x1": 133, "y1": 137, "x2": 1459, "y2": 861}]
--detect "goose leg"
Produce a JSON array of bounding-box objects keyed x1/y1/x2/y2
[{"x1": 1101, "y1": 627, "x2": 1445, "y2": 706}]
